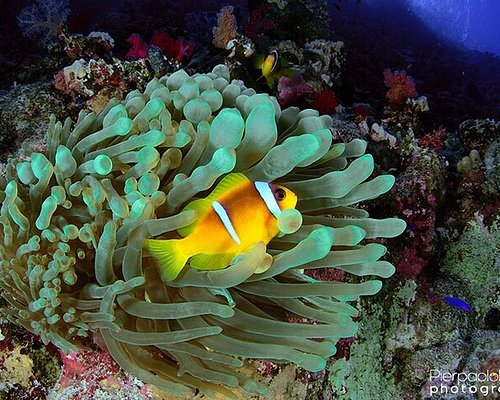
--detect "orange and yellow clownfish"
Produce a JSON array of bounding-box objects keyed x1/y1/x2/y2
[
  {"x1": 255, "y1": 49, "x2": 281, "y2": 86},
  {"x1": 255, "y1": 49, "x2": 295, "y2": 87},
  {"x1": 146, "y1": 173, "x2": 297, "y2": 282},
  {"x1": 261, "y1": 49, "x2": 280, "y2": 78}
]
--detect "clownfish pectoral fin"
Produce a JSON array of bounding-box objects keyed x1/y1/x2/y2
[
  {"x1": 178, "y1": 198, "x2": 212, "y2": 237},
  {"x1": 253, "y1": 54, "x2": 265, "y2": 70},
  {"x1": 207, "y1": 173, "x2": 250, "y2": 201},
  {"x1": 146, "y1": 239, "x2": 188, "y2": 282},
  {"x1": 265, "y1": 75, "x2": 276, "y2": 87},
  {"x1": 189, "y1": 253, "x2": 235, "y2": 271}
]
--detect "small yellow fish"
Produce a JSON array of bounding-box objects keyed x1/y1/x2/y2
[
  {"x1": 146, "y1": 173, "x2": 297, "y2": 282},
  {"x1": 261, "y1": 49, "x2": 280, "y2": 78},
  {"x1": 255, "y1": 49, "x2": 295, "y2": 87}
]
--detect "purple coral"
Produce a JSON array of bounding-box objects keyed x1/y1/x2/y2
[{"x1": 17, "y1": 0, "x2": 70, "y2": 44}]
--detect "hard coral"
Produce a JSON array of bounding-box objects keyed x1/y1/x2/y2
[{"x1": 0, "y1": 65, "x2": 405, "y2": 398}]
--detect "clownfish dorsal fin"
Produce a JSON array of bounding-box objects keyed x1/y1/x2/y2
[
  {"x1": 177, "y1": 198, "x2": 212, "y2": 237},
  {"x1": 206, "y1": 173, "x2": 250, "y2": 201}
]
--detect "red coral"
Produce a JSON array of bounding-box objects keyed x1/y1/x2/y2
[
  {"x1": 306, "y1": 267, "x2": 346, "y2": 282},
  {"x1": 419, "y1": 126, "x2": 446, "y2": 152},
  {"x1": 244, "y1": 3, "x2": 276, "y2": 41},
  {"x1": 59, "y1": 349, "x2": 120, "y2": 391},
  {"x1": 128, "y1": 31, "x2": 195, "y2": 62},
  {"x1": 354, "y1": 103, "x2": 372, "y2": 119},
  {"x1": 393, "y1": 161, "x2": 439, "y2": 279},
  {"x1": 383, "y1": 68, "x2": 417, "y2": 105},
  {"x1": 151, "y1": 30, "x2": 178, "y2": 58},
  {"x1": 396, "y1": 247, "x2": 428, "y2": 279},
  {"x1": 125, "y1": 33, "x2": 147, "y2": 60},
  {"x1": 312, "y1": 90, "x2": 338, "y2": 115},
  {"x1": 336, "y1": 337, "x2": 355, "y2": 359},
  {"x1": 53, "y1": 69, "x2": 68, "y2": 93},
  {"x1": 277, "y1": 76, "x2": 313, "y2": 106}
]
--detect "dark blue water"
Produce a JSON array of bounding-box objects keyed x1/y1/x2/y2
[{"x1": 406, "y1": 0, "x2": 500, "y2": 56}]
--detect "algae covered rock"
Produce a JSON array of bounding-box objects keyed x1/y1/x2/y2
[
  {"x1": 0, "y1": 81, "x2": 66, "y2": 161},
  {"x1": 0, "y1": 64, "x2": 405, "y2": 398},
  {"x1": 441, "y1": 217, "x2": 500, "y2": 320}
]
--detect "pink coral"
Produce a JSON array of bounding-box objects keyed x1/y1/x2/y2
[
  {"x1": 383, "y1": 68, "x2": 417, "y2": 105},
  {"x1": 56, "y1": 349, "x2": 151, "y2": 398},
  {"x1": 126, "y1": 31, "x2": 195, "y2": 62},
  {"x1": 306, "y1": 267, "x2": 346, "y2": 282},
  {"x1": 150, "y1": 31, "x2": 195, "y2": 61},
  {"x1": 125, "y1": 33, "x2": 147, "y2": 60},
  {"x1": 277, "y1": 76, "x2": 313, "y2": 106},
  {"x1": 175, "y1": 37, "x2": 195, "y2": 61}
]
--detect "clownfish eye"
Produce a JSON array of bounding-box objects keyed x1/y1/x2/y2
[{"x1": 275, "y1": 188, "x2": 286, "y2": 201}]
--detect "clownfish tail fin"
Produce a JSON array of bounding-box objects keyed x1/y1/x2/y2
[{"x1": 146, "y1": 239, "x2": 188, "y2": 282}]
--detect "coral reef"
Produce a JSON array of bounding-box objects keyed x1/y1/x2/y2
[
  {"x1": 53, "y1": 58, "x2": 153, "y2": 113},
  {"x1": 458, "y1": 119, "x2": 500, "y2": 154},
  {"x1": 0, "y1": 64, "x2": 405, "y2": 397},
  {"x1": 393, "y1": 146, "x2": 445, "y2": 279},
  {"x1": 441, "y1": 216, "x2": 500, "y2": 318},
  {"x1": 303, "y1": 40, "x2": 345, "y2": 89},
  {"x1": 0, "y1": 82, "x2": 67, "y2": 162},
  {"x1": 484, "y1": 139, "x2": 500, "y2": 194},
  {"x1": 125, "y1": 34, "x2": 148, "y2": 61}
]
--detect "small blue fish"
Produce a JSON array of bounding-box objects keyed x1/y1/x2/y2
[{"x1": 443, "y1": 296, "x2": 472, "y2": 311}]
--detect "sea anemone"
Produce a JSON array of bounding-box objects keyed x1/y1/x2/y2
[{"x1": 0, "y1": 65, "x2": 405, "y2": 397}]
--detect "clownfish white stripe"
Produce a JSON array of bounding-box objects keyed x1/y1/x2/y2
[
  {"x1": 254, "y1": 181, "x2": 281, "y2": 219},
  {"x1": 211, "y1": 201, "x2": 241, "y2": 245}
]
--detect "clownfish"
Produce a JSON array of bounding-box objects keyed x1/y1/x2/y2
[
  {"x1": 146, "y1": 173, "x2": 297, "y2": 282},
  {"x1": 255, "y1": 50, "x2": 282, "y2": 86},
  {"x1": 260, "y1": 49, "x2": 280, "y2": 78}
]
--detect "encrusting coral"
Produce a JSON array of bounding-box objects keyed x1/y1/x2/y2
[{"x1": 0, "y1": 64, "x2": 405, "y2": 398}]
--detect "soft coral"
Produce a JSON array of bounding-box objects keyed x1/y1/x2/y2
[
  {"x1": 125, "y1": 33, "x2": 147, "y2": 60},
  {"x1": 383, "y1": 68, "x2": 417, "y2": 105},
  {"x1": 127, "y1": 31, "x2": 195, "y2": 62}
]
